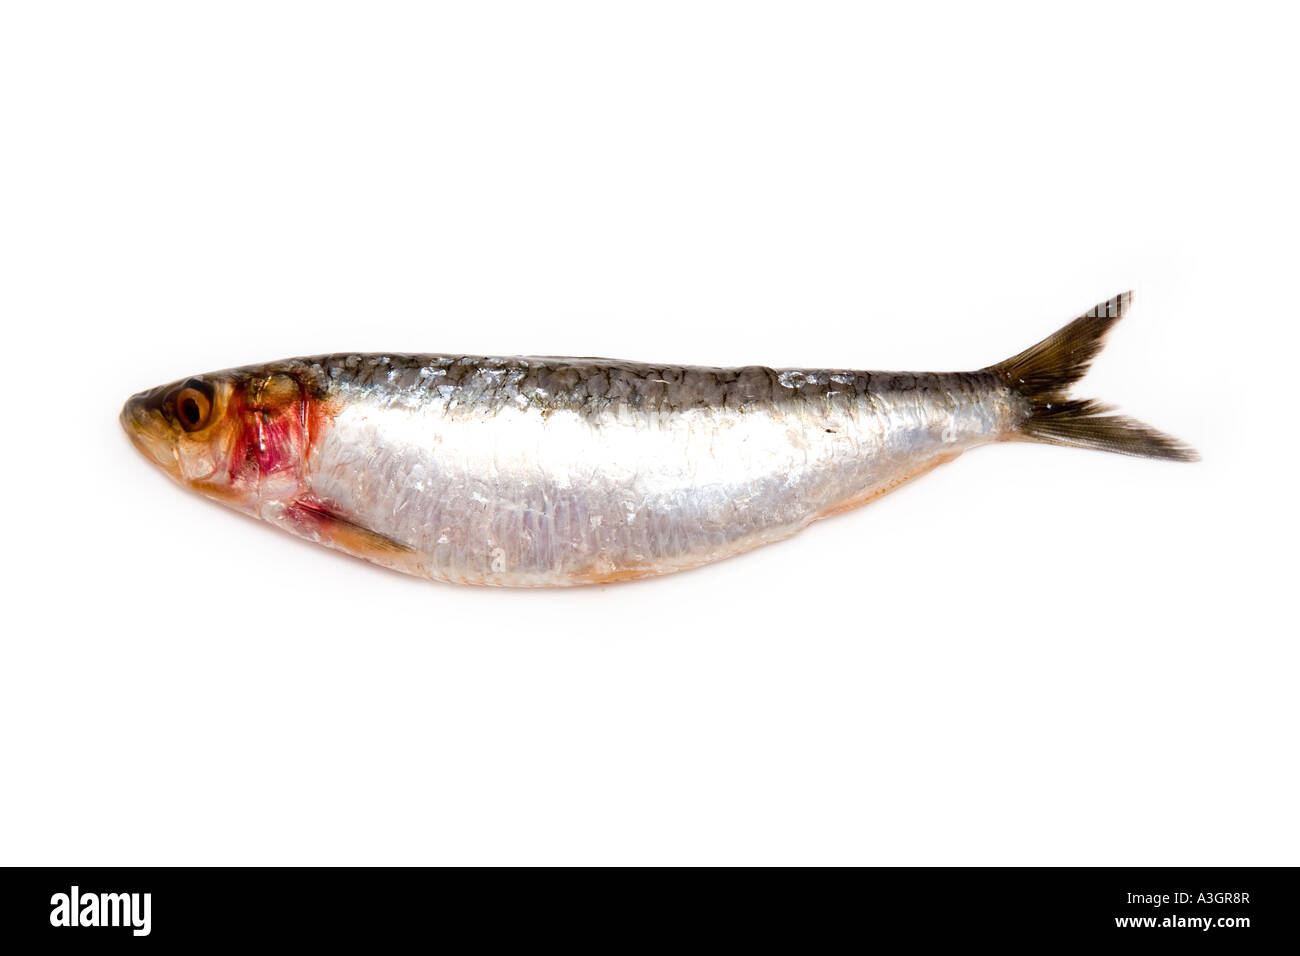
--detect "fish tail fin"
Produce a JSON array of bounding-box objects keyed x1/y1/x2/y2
[{"x1": 987, "y1": 291, "x2": 1199, "y2": 462}]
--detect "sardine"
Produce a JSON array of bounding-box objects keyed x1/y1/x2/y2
[{"x1": 120, "y1": 292, "x2": 1195, "y2": 586}]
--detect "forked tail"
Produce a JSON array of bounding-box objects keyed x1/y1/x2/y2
[{"x1": 987, "y1": 292, "x2": 1198, "y2": 461}]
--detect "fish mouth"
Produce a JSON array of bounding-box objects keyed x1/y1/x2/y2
[{"x1": 120, "y1": 387, "x2": 182, "y2": 480}]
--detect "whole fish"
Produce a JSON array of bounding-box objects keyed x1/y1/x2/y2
[{"x1": 121, "y1": 292, "x2": 1195, "y2": 587}]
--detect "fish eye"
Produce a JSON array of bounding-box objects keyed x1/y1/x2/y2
[{"x1": 174, "y1": 384, "x2": 213, "y2": 432}]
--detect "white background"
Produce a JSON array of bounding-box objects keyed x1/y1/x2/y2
[{"x1": 1, "y1": 2, "x2": 1295, "y2": 865}]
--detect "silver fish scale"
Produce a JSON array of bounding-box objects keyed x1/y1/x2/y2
[{"x1": 268, "y1": 354, "x2": 1015, "y2": 586}]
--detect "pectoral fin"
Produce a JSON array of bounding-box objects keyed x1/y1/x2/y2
[{"x1": 287, "y1": 498, "x2": 417, "y2": 562}]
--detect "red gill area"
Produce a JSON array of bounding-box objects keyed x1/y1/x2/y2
[
  {"x1": 224, "y1": 376, "x2": 415, "y2": 561},
  {"x1": 225, "y1": 374, "x2": 335, "y2": 487}
]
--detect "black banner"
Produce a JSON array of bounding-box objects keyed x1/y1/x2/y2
[{"x1": 0, "y1": 867, "x2": 1294, "y2": 946}]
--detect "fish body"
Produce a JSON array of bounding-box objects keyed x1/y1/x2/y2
[{"x1": 121, "y1": 293, "x2": 1195, "y2": 587}]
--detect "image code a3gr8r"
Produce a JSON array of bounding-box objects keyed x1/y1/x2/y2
[{"x1": 121, "y1": 292, "x2": 1196, "y2": 587}]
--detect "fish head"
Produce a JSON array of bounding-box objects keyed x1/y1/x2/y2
[{"x1": 120, "y1": 367, "x2": 314, "y2": 510}]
